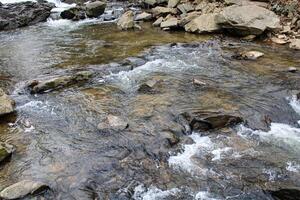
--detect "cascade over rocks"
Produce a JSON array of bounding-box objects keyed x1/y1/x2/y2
[
  {"x1": 0, "y1": 88, "x2": 15, "y2": 116},
  {"x1": 0, "y1": 1, "x2": 54, "y2": 31},
  {"x1": 216, "y1": 5, "x2": 281, "y2": 36},
  {"x1": 0, "y1": 180, "x2": 49, "y2": 200}
]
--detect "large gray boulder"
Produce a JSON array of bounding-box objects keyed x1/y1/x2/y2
[
  {"x1": 0, "y1": 88, "x2": 15, "y2": 116},
  {"x1": 185, "y1": 13, "x2": 220, "y2": 33},
  {"x1": 216, "y1": 5, "x2": 281, "y2": 36},
  {"x1": 0, "y1": 180, "x2": 49, "y2": 199},
  {"x1": 0, "y1": 1, "x2": 54, "y2": 31},
  {"x1": 85, "y1": 1, "x2": 106, "y2": 18}
]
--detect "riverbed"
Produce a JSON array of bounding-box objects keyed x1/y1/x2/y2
[{"x1": 0, "y1": 1, "x2": 300, "y2": 199}]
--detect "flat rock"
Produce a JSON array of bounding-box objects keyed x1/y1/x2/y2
[
  {"x1": 97, "y1": 115, "x2": 128, "y2": 132},
  {"x1": 117, "y1": 10, "x2": 135, "y2": 30},
  {"x1": 0, "y1": 1, "x2": 54, "y2": 31},
  {"x1": 0, "y1": 180, "x2": 49, "y2": 199},
  {"x1": 216, "y1": 5, "x2": 281, "y2": 36},
  {"x1": 152, "y1": 6, "x2": 177, "y2": 17},
  {"x1": 160, "y1": 16, "x2": 178, "y2": 29},
  {"x1": 185, "y1": 13, "x2": 220, "y2": 33},
  {"x1": 271, "y1": 37, "x2": 289, "y2": 44},
  {"x1": 289, "y1": 39, "x2": 300, "y2": 50},
  {"x1": 234, "y1": 51, "x2": 264, "y2": 60},
  {"x1": 28, "y1": 71, "x2": 93, "y2": 94},
  {"x1": 178, "y1": 11, "x2": 201, "y2": 27},
  {"x1": 135, "y1": 12, "x2": 152, "y2": 21},
  {"x1": 0, "y1": 88, "x2": 15, "y2": 116}
]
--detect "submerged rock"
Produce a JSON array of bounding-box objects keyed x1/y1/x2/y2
[
  {"x1": 117, "y1": 10, "x2": 135, "y2": 30},
  {"x1": 0, "y1": 1, "x2": 54, "y2": 31},
  {"x1": 233, "y1": 51, "x2": 264, "y2": 60},
  {"x1": 216, "y1": 5, "x2": 281, "y2": 36},
  {"x1": 0, "y1": 142, "x2": 14, "y2": 164},
  {"x1": 185, "y1": 13, "x2": 220, "y2": 33},
  {"x1": 97, "y1": 114, "x2": 129, "y2": 132},
  {"x1": 0, "y1": 180, "x2": 49, "y2": 200},
  {"x1": 0, "y1": 89, "x2": 15, "y2": 116},
  {"x1": 28, "y1": 71, "x2": 93, "y2": 94}
]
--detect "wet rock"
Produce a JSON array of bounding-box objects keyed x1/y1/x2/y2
[
  {"x1": 0, "y1": 142, "x2": 14, "y2": 164},
  {"x1": 160, "y1": 15, "x2": 178, "y2": 29},
  {"x1": 61, "y1": 7, "x2": 86, "y2": 20},
  {"x1": 288, "y1": 67, "x2": 297, "y2": 73},
  {"x1": 97, "y1": 114, "x2": 128, "y2": 132},
  {"x1": 117, "y1": 10, "x2": 135, "y2": 30},
  {"x1": 85, "y1": 1, "x2": 106, "y2": 18},
  {"x1": 28, "y1": 71, "x2": 93, "y2": 94},
  {"x1": 289, "y1": 39, "x2": 300, "y2": 50},
  {"x1": 0, "y1": 88, "x2": 15, "y2": 116},
  {"x1": 192, "y1": 78, "x2": 206, "y2": 86},
  {"x1": 271, "y1": 37, "x2": 289, "y2": 44},
  {"x1": 0, "y1": 180, "x2": 49, "y2": 200},
  {"x1": 181, "y1": 112, "x2": 243, "y2": 132},
  {"x1": 135, "y1": 12, "x2": 152, "y2": 21},
  {"x1": 0, "y1": 1, "x2": 54, "y2": 31},
  {"x1": 234, "y1": 51, "x2": 264, "y2": 60},
  {"x1": 152, "y1": 16, "x2": 164, "y2": 26},
  {"x1": 216, "y1": 5, "x2": 281, "y2": 36},
  {"x1": 161, "y1": 131, "x2": 180, "y2": 147},
  {"x1": 167, "y1": 0, "x2": 180, "y2": 8},
  {"x1": 142, "y1": 0, "x2": 167, "y2": 6},
  {"x1": 269, "y1": 188, "x2": 300, "y2": 200},
  {"x1": 185, "y1": 13, "x2": 220, "y2": 33},
  {"x1": 152, "y1": 6, "x2": 177, "y2": 17}
]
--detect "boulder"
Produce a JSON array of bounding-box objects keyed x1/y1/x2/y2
[
  {"x1": 0, "y1": 1, "x2": 54, "y2": 31},
  {"x1": 185, "y1": 13, "x2": 220, "y2": 33},
  {"x1": 153, "y1": 16, "x2": 164, "y2": 26},
  {"x1": 225, "y1": 0, "x2": 268, "y2": 8},
  {"x1": 28, "y1": 71, "x2": 93, "y2": 94},
  {"x1": 0, "y1": 180, "x2": 49, "y2": 200},
  {"x1": 97, "y1": 115, "x2": 128, "y2": 132},
  {"x1": 0, "y1": 142, "x2": 14, "y2": 164},
  {"x1": 60, "y1": 7, "x2": 86, "y2": 20},
  {"x1": 216, "y1": 5, "x2": 281, "y2": 36},
  {"x1": 85, "y1": 1, "x2": 106, "y2": 18},
  {"x1": 135, "y1": 12, "x2": 152, "y2": 21},
  {"x1": 152, "y1": 6, "x2": 177, "y2": 17},
  {"x1": 0, "y1": 89, "x2": 15, "y2": 116},
  {"x1": 168, "y1": 0, "x2": 180, "y2": 8},
  {"x1": 160, "y1": 16, "x2": 178, "y2": 29},
  {"x1": 289, "y1": 39, "x2": 300, "y2": 50},
  {"x1": 117, "y1": 10, "x2": 135, "y2": 30}
]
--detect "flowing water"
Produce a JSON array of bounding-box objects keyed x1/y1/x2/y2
[{"x1": 0, "y1": 1, "x2": 300, "y2": 199}]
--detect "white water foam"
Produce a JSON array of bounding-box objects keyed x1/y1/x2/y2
[
  {"x1": 289, "y1": 95, "x2": 300, "y2": 116},
  {"x1": 17, "y1": 100, "x2": 57, "y2": 115},
  {"x1": 211, "y1": 147, "x2": 232, "y2": 161},
  {"x1": 195, "y1": 191, "x2": 220, "y2": 200},
  {"x1": 168, "y1": 133, "x2": 214, "y2": 175},
  {"x1": 238, "y1": 123, "x2": 300, "y2": 152},
  {"x1": 286, "y1": 161, "x2": 300, "y2": 172},
  {"x1": 133, "y1": 185, "x2": 180, "y2": 200}
]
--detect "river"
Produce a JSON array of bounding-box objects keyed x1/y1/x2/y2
[{"x1": 0, "y1": 1, "x2": 300, "y2": 199}]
